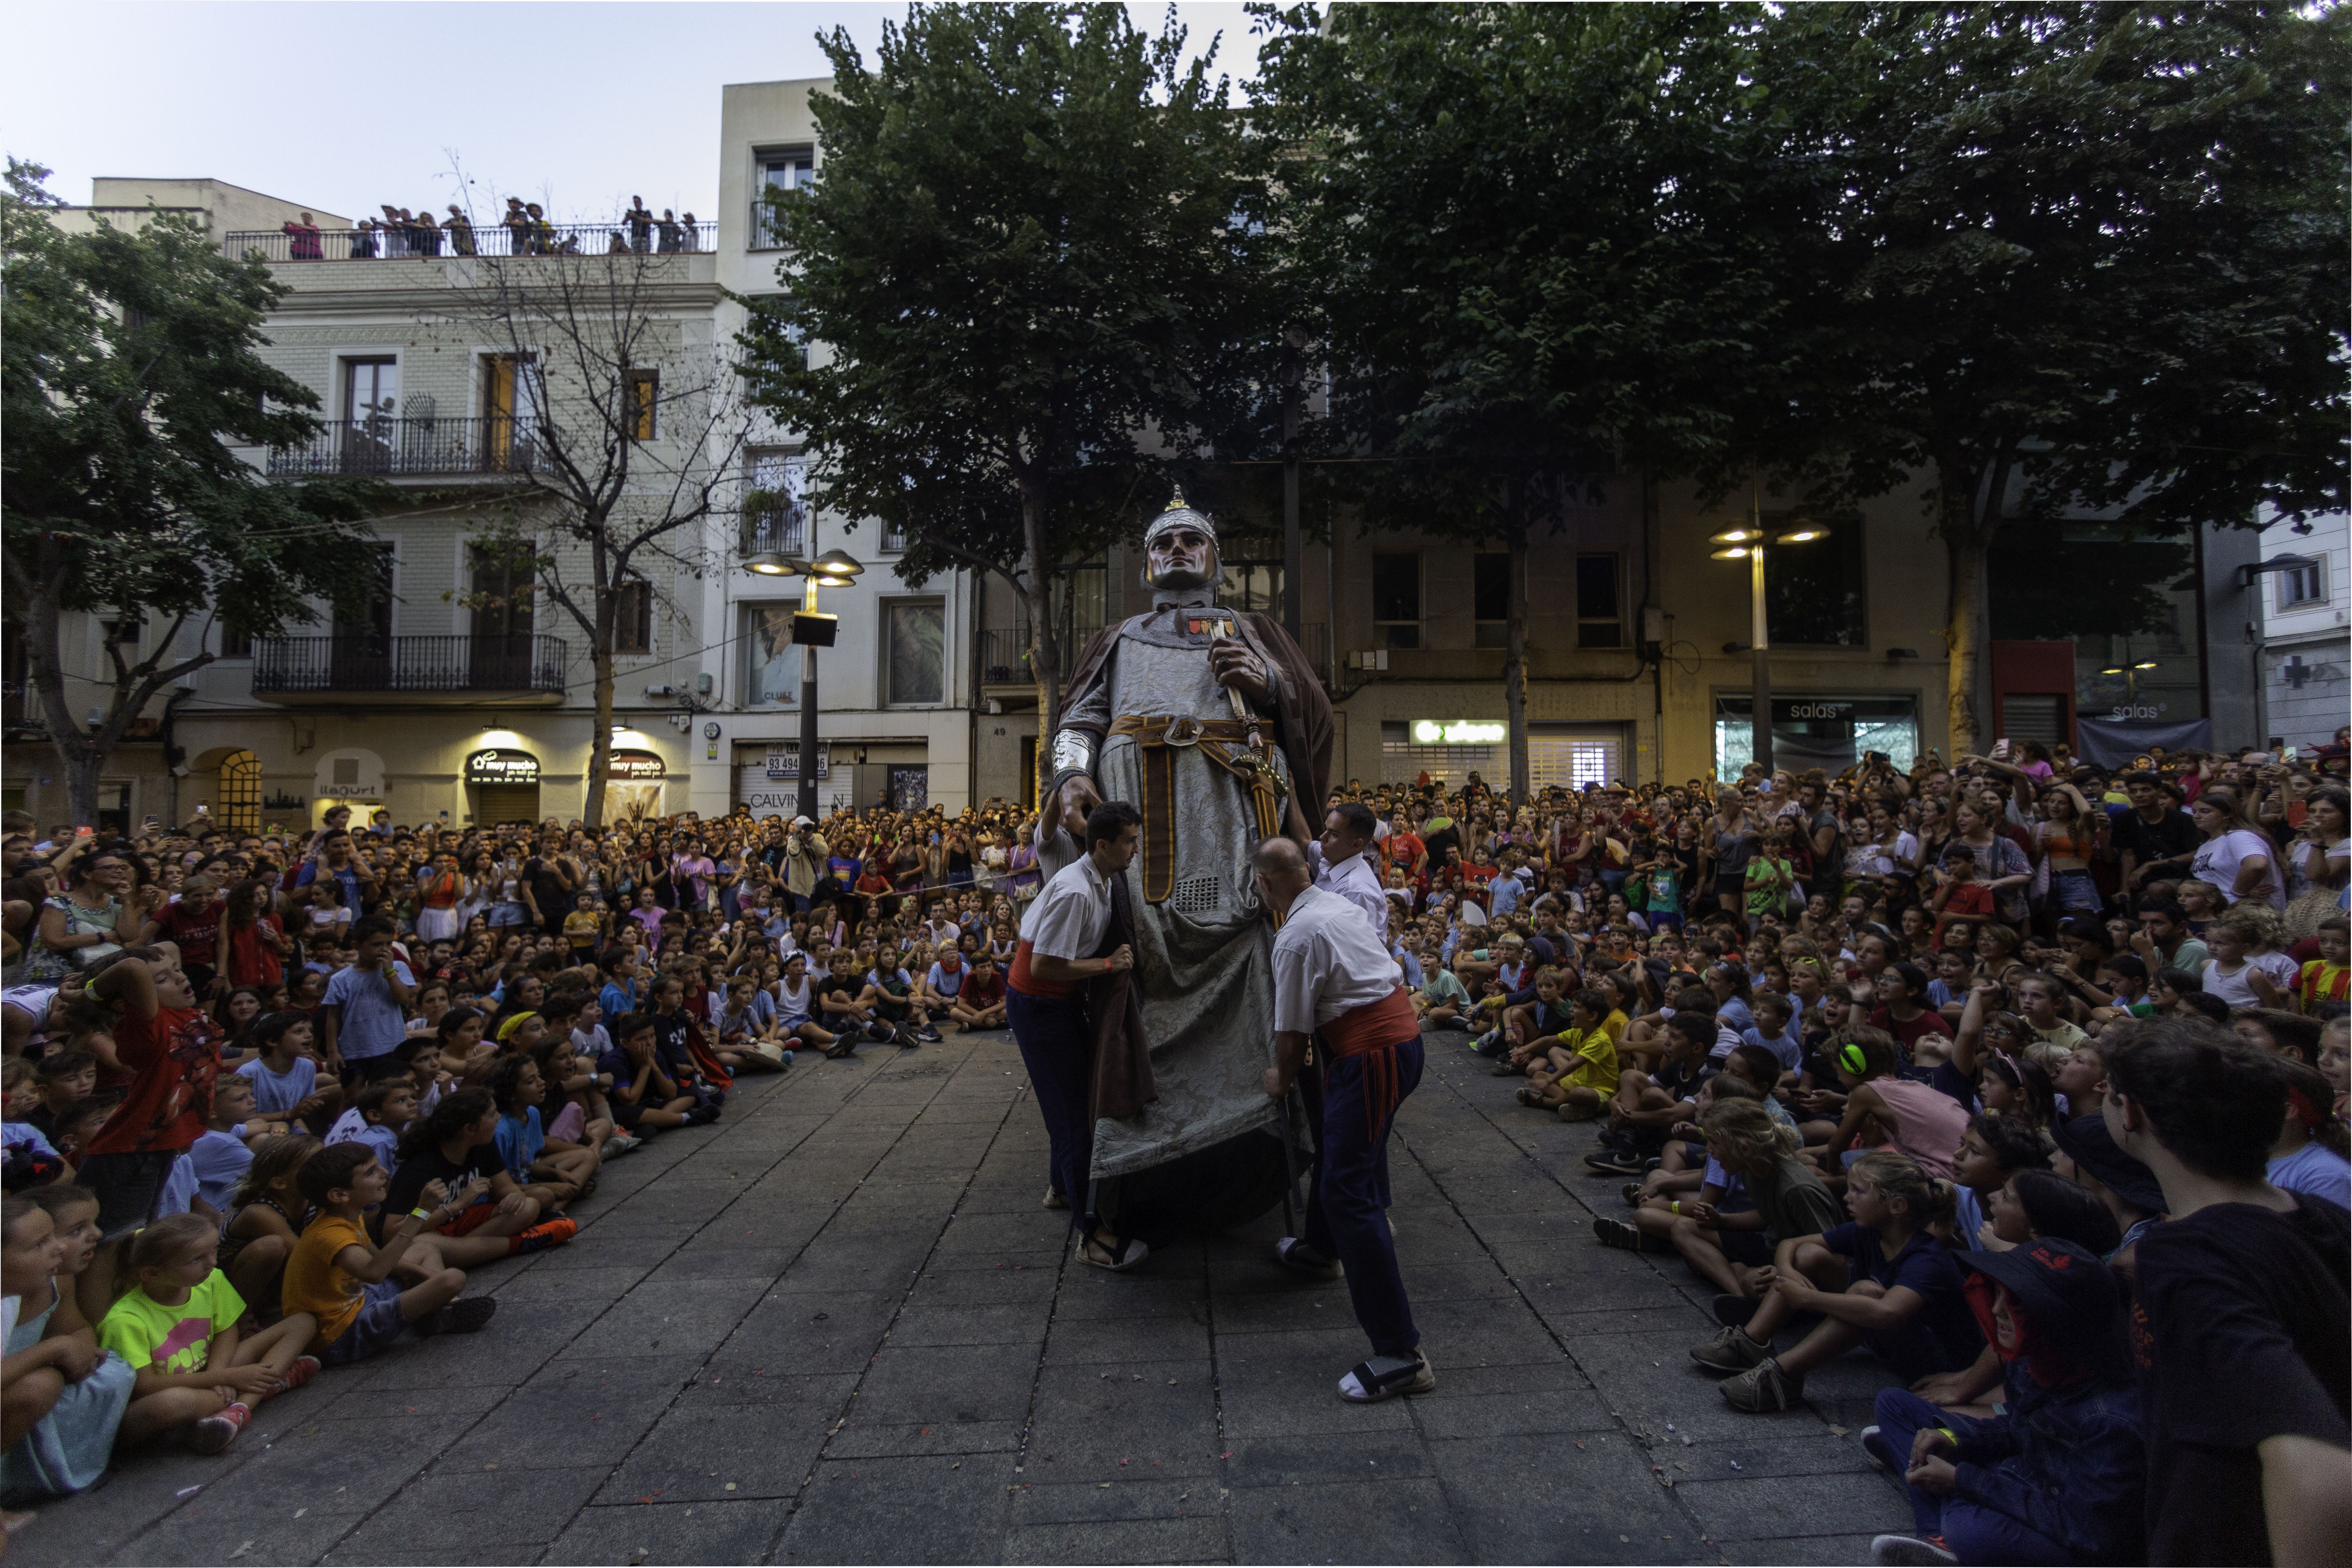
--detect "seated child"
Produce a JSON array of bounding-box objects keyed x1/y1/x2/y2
[
  {"x1": 1487, "y1": 967, "x2": 1574, "y2": 1069},
  {"x1": 100, "y1": 1212, "x2": 318, "y2": 1454},
  {"x1": 948, "y1": 954, "x2": 1007, "y2": 1031},
  {"x1": 530, "y1": 1036, "x2": 627, "y2": 1160},
  {"x1": 1867, "y1": 1238, "x2": 2145, "y2": 1568},
  {"x1": 236, "y1": 1011, "x2": 343, "y2": 1134},
  {"x1": 2295, "y1": 915, "x2": 2348, "y2": 1016},
  {"x1": 323, "y1": 1077, "x2": 419, "y2": 1178},
  {"x1": 216, "y1": 1134, "x2": 321, "y2": 1315},
  {"x1": 1414, "y1": 963, "x2": 1474, "y2": 1029},
  {"x1": 1596, "y1": 1074, "x2": 1763, "y2": 1254},
  {"x1": 2, "y1": 1060, "x2": 68, "y2": 1193},
  {"x1": 1519, "y1": 988, "x2": 1622, "y2": 1122},
  {"x1": 1585, "y1": 1011, "x2": 1714, "y2": 1176},
  {"x1": 486, "y1": 1056, "x2": 599, "y2": 1208},
  {"x1": 189, "y1": 1074, "x2": 263, "y2": 1223},
  {"x1": 599, "y1": 1014, "x2": 702, "y2": 1135},
  {"x1": 1697, "y1": 1149, "x2": 1986, "y2": 1413},
  {"x1": 24, "y1": 1051, "x2": 96, "y2": 1149},
  {"x1": 384, "y1": 1089, "x2": 572, "y2": 1265},
  {"x1": 0, "y1": 1187, "x2": 134, "y2": 1499},
  {"x1": 281, "y1": 1143, "x2": 494, "y2": 1366}
]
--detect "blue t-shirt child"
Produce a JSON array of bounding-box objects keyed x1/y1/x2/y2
[
  {"x1": 494, "y1": 1107, "x2": 546, "y2": 1176},
  {"x1": 1817, "y1": 1222, "x2": 1985, "y2": 1379},
  {"x1": 237, "y1": 1055, "x2": 318, "y2": 1115}
]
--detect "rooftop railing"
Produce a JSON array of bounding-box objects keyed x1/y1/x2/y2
[{"x1": 224, "y1": 220, "x2": 715, "y2": 264}]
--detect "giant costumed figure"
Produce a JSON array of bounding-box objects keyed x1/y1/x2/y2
[{"x1": 1017, "y1": 491, "x2": 1333, "y2": 1266}]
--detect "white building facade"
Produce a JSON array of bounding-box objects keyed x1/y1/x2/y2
[{"x1": 2255, "y1": 509, "x2": 2351, "y2": 750}]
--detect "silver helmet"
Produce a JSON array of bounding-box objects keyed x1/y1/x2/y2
[{"x1": 1142, "y1": 488, "x2": 1217, "y2": 550}]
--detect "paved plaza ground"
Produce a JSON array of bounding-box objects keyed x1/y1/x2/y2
[{"x1": 16, "y1": 1029, "x2": 1918, "y2": 1566}]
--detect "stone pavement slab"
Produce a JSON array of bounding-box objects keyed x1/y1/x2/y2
[{"x1": 14, "y1": 1028, "x2": 1914, "y2": 1564}]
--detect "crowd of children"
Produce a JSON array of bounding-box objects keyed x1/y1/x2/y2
[
  {"x1": 0, "y1": 797, "x2": 1040, "y2": 1520},
  {"x1": 0, "y1": 737, "x2": 2344, "y2": 1559},
  {"x1": 1370, "y1": 748, "x2": 2347, "y2": 1566}
]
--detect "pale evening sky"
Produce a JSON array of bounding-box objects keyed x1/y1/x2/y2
[{"x1": 4, "y1": 2, "x2": 1267, "y2": 225}]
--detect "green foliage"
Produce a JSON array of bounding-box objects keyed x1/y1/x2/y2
[
  {"x1": 1751, "y1": 2, "x2": 2350, "y2": 533},
  {"x1": 2, "y1": 159, "x2": 390, "y2": 645},
  {"x1": 1250, "y1": 2, "x2": 1791, "y2": 543},
  {"x1": 735, "y1": 2, "x2": 1270, "y2": 592}
]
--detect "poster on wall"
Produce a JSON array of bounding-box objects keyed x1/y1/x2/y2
[{"x1": 746, "y1": 609, "x2": 801, "y2": 707}]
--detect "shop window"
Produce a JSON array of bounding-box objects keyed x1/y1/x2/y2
[
  {"x1": 1372, "y1": 552, "x2": 1421, "y2": 650},
  {"x1": 1474, "y1": 553, "x2": 1510, "y2": 649},
  {"x1": 1577, "y1": 553, "x2": 1622, "y2": 648},
  {"x1": 886, "y1": 600, "x2": 946, "y2": 706}
]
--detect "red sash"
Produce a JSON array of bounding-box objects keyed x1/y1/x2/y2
[
  {"x1": 1314, "y1": 986, "x2": 1418, "y2": 1145},
  {"x1": 1317, "y1": 986, "x2": 1418, "y2": 1057},
  {"x1": 1008, "y1": 938, "x2": 1078, "y2": 1001}
]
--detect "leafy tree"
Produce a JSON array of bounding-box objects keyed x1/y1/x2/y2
[
  {"x1": 1752, "y1": 2, "x2": 2349, "y2": 753},
  {"x1": 738, "y1": 2, "x2": 1268, "y2": 750},
  {"x1": 1252, "y1": 2, "x2": 1791, "y2": 795},
  {"x1": 1, "y1": 159, "x2": 389, "y2": 826}
]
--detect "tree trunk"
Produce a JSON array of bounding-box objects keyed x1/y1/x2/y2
[
  {"x1": 1020, "y1": 482, "x2": 1064, "y2": 809},
  {"x1": 586, "y1": 649, "x2": 615, "y2": 829},
  {"x1": 22, "y1": 562, "x2": 102, "y2": 827},
  {"x1": 1505, "y1": 522, "x2": 1531, "y2": 802},
  {"x1": 1937, "y1": 458, "x2": 1991, "y2": 760}
]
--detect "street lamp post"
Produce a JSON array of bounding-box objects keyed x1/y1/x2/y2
[
  {"x1": 742, "y1": 508, "x2": 864, "y2": 820},
  {"x1": 1710, "y1": 493, "x2": 1823, "y2": 780}
]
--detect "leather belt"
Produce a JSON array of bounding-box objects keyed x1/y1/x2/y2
[{"x1": 1107, "y1": 713, "x2": 1288, "y2": 903}]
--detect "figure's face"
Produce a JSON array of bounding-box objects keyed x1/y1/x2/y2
[{"x1": 1144, "y1": 526, "x2": 1217, "y2": 590}]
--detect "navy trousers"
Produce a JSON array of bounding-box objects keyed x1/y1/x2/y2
[
  {"x1": 1872, "y1": 1388, "x2": 2083, "y2": 1564},
  {"x1": 1303, "y1": 1033, "x2": 1425, "y2": 1360},
  {"x1": 1007, "y1": 987, "x2": 1092, "y2": 1231}
]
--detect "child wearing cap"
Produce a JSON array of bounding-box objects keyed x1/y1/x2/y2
[{"x1": 1864, "y1": 1237, "x2": 2145, "y2": 1566}]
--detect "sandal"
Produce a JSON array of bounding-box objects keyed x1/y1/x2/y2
[
  {"x1": 1339, "y1": 1351, "x2": 1435, "y2": 1403},
  {"x1": 1274, "y1": 1236, "x2": 1341, "y2": 1279},
  {"x1": 1077, "y1": 1229, "x2": 1150, "y2": 1272}
]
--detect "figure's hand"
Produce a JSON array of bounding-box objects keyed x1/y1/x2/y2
[
  {"x1": 1057, "y1": 775, "x2": 1101, "y2": 841},
  {"x1": 1105, "y1": 944, "x2": 1134, "y2": 973},
  {"x1": 1263, "y1": 1066, "x2": 1287, "y2": 1099},
  {"x1": 1905, "y1": 1452, "x2": 1959, "y2": 1496},
  {"x1": 1209, "y1": 637, "x2": 1270, "y2": 705}
]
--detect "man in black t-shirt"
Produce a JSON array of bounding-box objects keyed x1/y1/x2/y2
[
  {"x1": 2113, "y1": 773, "x2": 2201, "y2": 891},
  {"x1": 523, "y1": 837, "x2": 578, "y2": 938},
  {"x1": 2105, "y1": 1019, "x2": 2350, "y2": 1566}
]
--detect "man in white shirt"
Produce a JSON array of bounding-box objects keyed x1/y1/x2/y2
[
  {"x1": 1256, "y1": 835, "x2": 1434, "y2": 1405},
  {"x1": 1304, "y1": 800, "x2": 1389, "y2": 947},
  {"x1": 1008, "y1": 801, "x2": 1145, "y2": 1272}
]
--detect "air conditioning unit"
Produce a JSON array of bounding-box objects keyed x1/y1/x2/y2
[{"x1": 642, "y1": 683, "x2": 677, "y2": 698}]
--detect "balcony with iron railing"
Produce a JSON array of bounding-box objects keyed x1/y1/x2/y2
[
  {"x1": 265, "y1": 416, "x2": 546, "y2": 478},
  {"x1": 741, "y1": 503, "x2": 807, "y2": 562},
  {"x1": 249, "y1": 634, "x2": 568, "y2": 704},
  {"x1": 223, "y1": 220, "x2": 715, "y2": 264}
]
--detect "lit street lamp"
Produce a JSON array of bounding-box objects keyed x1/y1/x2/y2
[
  {"x1": 742, "y1": 512, "x2": 864, "y2": 818},
  {"x1": 1710, "y1": 493, "x2": 1822, "y2": 777}
]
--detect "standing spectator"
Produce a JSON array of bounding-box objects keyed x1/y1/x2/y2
[
  {"x1": 281, "y1": 213, "x2": 323, "y2": 260},
  {"x1": 2103, "y1": 1019, "x2": 2350, "y2": 1566},
  {"x1": 2189, "y1": 786, "x2": 2288, "y2": 911},
  {"x1": 320, "y1": 917, "x2": 414, "y2": 1086}
]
